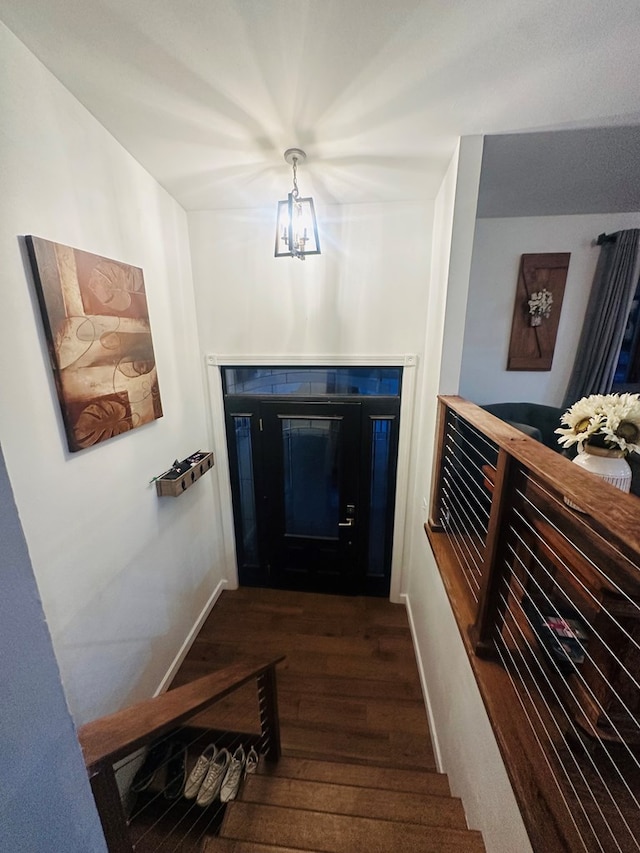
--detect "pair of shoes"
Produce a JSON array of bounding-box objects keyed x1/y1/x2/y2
[
  {"x1": 164, "y1": 741, "x2": 188, "y2": 800},
  {"x1": 184, "y1": 744, "x2": 217, "y2": 800},
  {"x1": 197, "y1": 749, "x2": 231, "y2": 807},
  {"x1": 220, "y1": 746, "x2": 246, "y2": 803},
  {"x1": 131, "y1": 739, "x2": 173, "y2": 793},
  {"x1": 245, "y1": 746, "x2": 259, "y2": 775}
]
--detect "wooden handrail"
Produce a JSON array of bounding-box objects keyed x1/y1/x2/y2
[
  {"x1": 439, "y1": 395, "x2": 640, "y2": 574},
  {"x1": 79, "y1": 656, "x2": 285, "y2": 771}
]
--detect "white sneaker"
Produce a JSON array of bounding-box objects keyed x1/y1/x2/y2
[
  {"x1": 196, "y1": 748, "x2": 231, "y2": 807},
  {"x1": 245, "y1": 746, "x2": 259, "y2": 774},
  {"x1": 220, "y1": 746, "x2": 246, "y2": 803},
  {"x1": 183, "y1": 744, "x2": 216, "y2": 800}
]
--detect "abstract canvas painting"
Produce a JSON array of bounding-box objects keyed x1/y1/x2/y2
[{"x1": 26, "y1": 236, "x2": 163, "y2": 452}]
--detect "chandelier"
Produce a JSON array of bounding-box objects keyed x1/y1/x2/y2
[{"x1": 274, "y1": 148, "x2": 321, "y2": 260}]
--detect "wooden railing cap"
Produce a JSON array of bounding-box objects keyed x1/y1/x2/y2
[
  {"x1": 79, "y1": 655, "x2": 285, "y2": 771},
  {"x1": 438, "y1": 395, "x2": 640, "y2": 561}
]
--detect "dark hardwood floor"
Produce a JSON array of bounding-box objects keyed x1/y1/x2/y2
[
  {"x1": 130, "y1": 588, "x2": 487, "y2": 852},
  {"x1": 170, "y1": 586, "x2": 436, "y2": 771}
]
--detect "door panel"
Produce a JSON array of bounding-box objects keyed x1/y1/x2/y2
[
  {"x1": 261, "y1": 402, "x2": 362, "y2": 593},
  {"x1": 224, "y1": 388, "x2": 400, "y2": 597}
]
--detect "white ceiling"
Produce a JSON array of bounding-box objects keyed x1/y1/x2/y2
[{"x1": 2, "y1": 0, "x2": 640, "y2": 211}]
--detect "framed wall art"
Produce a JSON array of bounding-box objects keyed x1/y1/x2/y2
[
  {"x1": 506, "y1": 252, "x2": 570, "y2": 371},
  {"x1": 26, "y1": 236, "x2": 163, "y2": 452}
]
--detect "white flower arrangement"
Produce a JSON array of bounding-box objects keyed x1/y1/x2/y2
[
  {"x1": 555, "y1": 393, "x2": 640, "y2": 455},
  {"x1": 528, "y1": 288, "x2": 553, "y2": 325}
]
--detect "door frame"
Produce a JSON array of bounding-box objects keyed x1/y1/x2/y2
[{"x1": 205, "y1": 353, "x2": 418, "y2": 603}]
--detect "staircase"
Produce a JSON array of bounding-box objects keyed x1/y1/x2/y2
[
  {"x1": 80, "y1": 590, "x2": 488, "y2": 852},
  {"x1": 207, "y1": 755, "x2": 485, "y2": 853}
]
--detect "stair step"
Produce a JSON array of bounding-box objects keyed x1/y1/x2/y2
[
  {"x1": 221, "y1": 802, "x2": 486, "y2": 853},
  {"x1": 242, "y1": 775, "x2": 466, "y2": 829},
  {"x1": 259, "y1": 756, "x2": 450, "y2": 796},
  {"x1": 281, "y1": 727, "x2": 435, "y2": 770},
  {"x1": 209, "y1": 841, "x2": 324, "y2": 853}
]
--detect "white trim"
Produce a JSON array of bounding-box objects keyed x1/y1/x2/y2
[
  {"x1": 401, "y1": 591, "x2": 444, "y2": 772},
  {"x1": 206, "y1": 353, "x2": 418, "y2": 600},
  {"x1": 389, "y1": 355, "x2": 418, "y2": 602},
  {"x1": 205, "y1": 361, "x2": 240, "y2": 588},
  {"x1": 207, "y1": 353, "x2": 416, "y2": 367},
  {"x1": 154, "y1": 579, "x2": 228, "y2": 696}
]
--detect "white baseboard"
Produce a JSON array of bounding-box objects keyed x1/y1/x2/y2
[
  {"x1": 154, "y1": 579, "x2": 228, "y2": 696},
  {"x1": 400, "y1": 591, "x2": 444, "y2": 773}
]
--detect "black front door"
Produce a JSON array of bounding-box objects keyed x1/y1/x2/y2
[
  {"x1": 224, "y1": 376, "x2": 400, "y2": 597},
  {"x1": 260, "y1": 401, "x2": 362, "y2": 593}
]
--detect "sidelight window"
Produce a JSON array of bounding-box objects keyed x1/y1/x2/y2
[{"x1": 232, "y1": 416, "x2": 259, "y2": 565}]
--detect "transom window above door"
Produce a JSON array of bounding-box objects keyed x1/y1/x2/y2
[{"x1": 222, "y1": 367, "x2": 401, "y2": 397}]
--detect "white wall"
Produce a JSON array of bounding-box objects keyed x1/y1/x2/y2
[
  {"x1": 188, "y1": 202, "x2": 433, "y2": 358},
  {"x1": 0, "y1": 21, "x2": 227, "y2": 727},
  {"x1": 459, "y1": 212, "x2": 640, "y2": 406},
  {"x1": 403, "y1": 138, "x2": 533, "y2": 853}
]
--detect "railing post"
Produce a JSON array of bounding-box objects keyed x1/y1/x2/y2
[
  {"x1": 469, "y1": 447, "x2": 520, "y2": 659},
  {"x1": 88, "y1": 763, "x2": 133, "y2": 853},
  {"x1": 427, "y1": 397, "x2": 449, "y2": 532},
  {"x1": 257, "y1": 664, "x2": 282, "y2": 764}
]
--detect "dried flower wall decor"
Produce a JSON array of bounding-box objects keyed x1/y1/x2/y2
[
  {"x1": 507, "y1": 253, "x2": 570, "y2": 371},
  {"x1": 528, "y1": 288, "x2": 553, "y2": 326}
]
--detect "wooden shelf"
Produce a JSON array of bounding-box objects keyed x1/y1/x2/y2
[{"x1": 155, "y1": 452, "x2": 214, "y2": 497}]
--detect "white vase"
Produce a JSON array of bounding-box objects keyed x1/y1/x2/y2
[{"x1": 571, "y1": 445, "x2": 632, "y2": 494}]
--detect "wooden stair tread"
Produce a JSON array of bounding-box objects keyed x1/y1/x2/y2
[
  {"x1": 241, "y1": 775, "x2": 466, "y2": 829},
  {"x1": 280, "y1": 727, "x2": 435, "y2": 771},
  {"x1": 208, "y1": 841, "x2": 324, "y2": 853},
  {"x1": 280, "y1": 691, "x2": 431, "y2": 737},
  {"x1": 276, "y1": 671, "x2": 424, "y2": 701},
  {"x1": 259, "y1": 755, "x2": 450, "y2": 795},
  {"x1": 221, "y1": 802, "x2": 485, "y2": 853},
  {"x1": 178, "y1": 651, "x2": 422, "y2": 689}
]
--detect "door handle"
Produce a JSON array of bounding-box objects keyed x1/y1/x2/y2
[{"x1": 338, "y1": 518, "x2": 354, "y2": 527}]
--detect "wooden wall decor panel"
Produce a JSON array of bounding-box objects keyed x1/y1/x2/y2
[{"x1": 507, "y1": 253, "x2": 570, "y2": 371}]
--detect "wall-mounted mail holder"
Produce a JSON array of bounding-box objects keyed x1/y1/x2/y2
[{"x1": 155, "y1": 451, "x2": 214, "y2": 497}]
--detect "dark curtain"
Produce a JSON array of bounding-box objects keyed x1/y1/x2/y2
[{"x1": 563, "y1": 229, "x2": 640, "y2": 407}]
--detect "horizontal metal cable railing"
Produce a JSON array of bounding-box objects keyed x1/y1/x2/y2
[
  {"x1": 427, "y1": 396, "x2": 640, "y2": 853},
  {"x1": 78, "y1": 657, "x2": 284, "y2": 853}
]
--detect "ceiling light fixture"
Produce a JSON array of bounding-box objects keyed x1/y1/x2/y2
[{"x1": 274, "y1": 148, "x2": 320, "y2": 260}]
